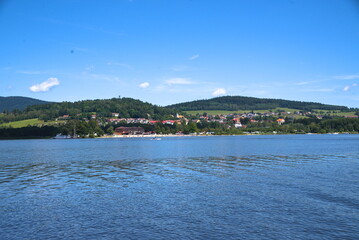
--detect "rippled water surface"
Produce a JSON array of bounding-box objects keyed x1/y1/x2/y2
[{"x1": 1, "y1": 135, "x2": 359, "y2": 239}]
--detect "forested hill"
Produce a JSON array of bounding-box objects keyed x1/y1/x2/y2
[
  {"x1": 20, "y1": 97, "x2": 177, "y2": 121},
  {"x1": 0, "y1": 96, "x2": 52, "y2": 112},
  {"x1": 168, "y1": 96, "x2": 351, "y2": 111}
]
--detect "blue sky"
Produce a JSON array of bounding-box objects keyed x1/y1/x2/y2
[{"x1": 1, "y1": 0, "x2": 359, "y2": 107}]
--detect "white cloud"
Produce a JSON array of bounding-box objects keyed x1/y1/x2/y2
[
  {"x1": 212, "y1": 88, "x2": 227, "y2": 96},
  {"x1": 343, "y1": 83, "x2": 358, "y2": 92},
  {"x1": 29, "y1": 78, "x2": 60, "y2": 92},
  {"x1": 139, "y1": 82, "x2": 150, "y2": 88},
  {"x1": 189, "y1": 54, "x2": 199, "y2": 60},
  {"x1": 165, "y1": 77, "x2": 194, "y2": 85},
  {"x1": 333, "y1": 75, "x2": 359, "y2": 80},
  {"x1": 343, "y1": 86, "x2": 350, "y2": 91}
]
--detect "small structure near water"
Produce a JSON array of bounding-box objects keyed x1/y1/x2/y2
[
  {"x1": 53, "y1": 133, "x2": 72, "y2": 139},
  {"x1": 114, "y1": 127, "x2": 145, "y2": 135}
]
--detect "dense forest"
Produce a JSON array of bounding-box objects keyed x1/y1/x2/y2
[
  {"x1": 0, "y1": 96, "x2": 52, "y2": 112},
  {"x1": 0, "y1": 126, "x2": 59, "y2": 139},
  {"x1": 0, "y1": 97, "x2": 179, "y2": 123},
  {"x1": 168, "y1": 96, "x2": 352, "y2": 111}
]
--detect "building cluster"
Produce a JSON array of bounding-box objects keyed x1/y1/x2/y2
[
  {"x1": 58, "y1": 111, "x2": 289, "y2": 128},
  {"x1": 58, "y1": 110, "x2": 358, "y2": 131},
  {"x1": 104, "y1": 111, "x2": 290, "y2": 129},
  {"x1": 107, "y1": 118, "x2": 149, "y2": 124},
  {"x1": 114, "y1": 127, "x2": 145, "y2": 135}
]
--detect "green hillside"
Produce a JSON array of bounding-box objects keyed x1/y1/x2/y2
[
  {"x1": 0, "y1": 97, "x2": 178, "y2": 123},
  {"x1": 168, "y1": 96, "x2": 352, "y2": 112},
  {"x1": 0, "y1": 96, "x2": 52, "y2": 112},
  {"x1": 0, "y1": 118, "x2": 64, "y2": 128},
  {"x1": 1, "y1": 95, "x2": 357, "y2": 126}
]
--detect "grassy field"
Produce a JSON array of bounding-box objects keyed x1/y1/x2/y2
[
  {"x1": 184, "y1": 110, "x2": 240, "y2": 115},
  {"x1": 326, "y1": 112, "x2": 356, "y2": 117},
  {"x1": 185, "y1": 108, "x2": 302, "y2": 115},
  {"x1": 0, "y1": 119, "x2": 64, "y2": 128}
]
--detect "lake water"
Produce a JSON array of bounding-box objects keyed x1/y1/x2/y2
[{"x1": 0, "y1": 135, "x2": 359, "y2": 239}]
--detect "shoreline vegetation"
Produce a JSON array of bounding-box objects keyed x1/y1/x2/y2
[
  {"x1": 2, "y1": 116, "x2": 359, "y2": 140},
  {"x1": 1, "y1": 96, "x2": 358, "y2": 140},
  {"x1": 1, "y1": 132, "x2": 357, "y2": 140},
  {"x1": 1, "y1": 115, "x2": 359, "y2": 140},
  {"x1": 99, "y1": 132, "x2": 358, "y2": 139}
]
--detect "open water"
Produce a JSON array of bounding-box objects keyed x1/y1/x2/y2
[{"x1": 0, "y1": 135, "x2": 359, "y2": 239}]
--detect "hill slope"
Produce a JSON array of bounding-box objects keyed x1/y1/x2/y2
[
  {"x1": 168, "y1": 96, "x2": 351, "y2": 112},
  {"x1": 0, "y1": 96, "x2": 52, "y2": 112},
  {"x1": 22, "y1": 97, "x2": 177, "y2": 120}
]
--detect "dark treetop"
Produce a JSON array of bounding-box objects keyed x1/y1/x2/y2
[{"x1": 168, "y1": 96, "x2": 351, "y2": 111}]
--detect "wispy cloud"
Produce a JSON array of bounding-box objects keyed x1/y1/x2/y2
[
  {"x1": 189, "y1": 54, "x2": 199, "y2": 60},
  {"x1": 1, "y1": 66, "x2": 12, "y2": 71},
  {"x1": 18, "y1": 70, "x2": 43, "y2": 75},
  {"x1": 171, "y1": 65, "x2": 192, "y2": 72},
  {"x1": 294, "y1": 75, "x2": 359, "y2": 86},
  {"x1": 107, "y1": 62, "x2": 133, "y2": 70},
  {"x1": 333, "y1": 75, "x2": 359, "y2": 80},
  {"x1": 165, "y1": 77, "x2": 194, "y2": 85},
  {"x1": 85, "y1": 73, "x2": 122, "y2": 83},
  {"x1": 343, "y1": 83, "x2": 358, "y2": 91},
  {"x1": 295, "y1": 81, "x2": 313, "y2": 85},
  {"x1": 301, "y1": 88, "x2": 335, "y2": 92},
  {"x1": 29, "y1": 78, "x2": 60, "y2": 92},
  {"x1": 42, "y1": 18, "x2": 124, "y2": 37},
  {"x1": 293, "y1": 79, "x2": 329, "y2": 86},
  {"x1": 212, "y1": 88, "x2": 227, "y2": 96},
  {"x1": 139, "y1": 82, "x2": 150, "y2": 88},
  {"x1": 84, "y1": 65, "x2": 95, "y2": 72}
]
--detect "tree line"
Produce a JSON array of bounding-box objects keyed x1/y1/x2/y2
[
  {"x1": 1, "y1": 117, "x2": 358, "y2": 139},
  {"x1": 0, "y1": 97, "x2": 179, "y2": 124},
  {"x1": 169, "y1": 96, "x2": 353, "y2": 111}
]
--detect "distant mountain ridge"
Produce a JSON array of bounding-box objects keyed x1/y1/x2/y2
[
  {"x1": 1, "y1": 95, "x2": 355, "y2": 117},
  {"x1": 0, "y1": 96, "x2": 53, "y2": 112},
  {"x1": 18, "y1": 97, "x2": 178, "y2": 120},
  {"x1": 168, "y1": 96, "x2": 352, "y2": 111}
]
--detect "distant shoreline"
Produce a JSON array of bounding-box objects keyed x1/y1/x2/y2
[
  {"x1": 99, "y1": 132, "x2": 357, "y2": 138},
  {"x1": 99, "y1": 134, "x2": 211, "y2": 138},
  {"x1": 1, "y1": 132, "x2": 357, "y2": 140}
]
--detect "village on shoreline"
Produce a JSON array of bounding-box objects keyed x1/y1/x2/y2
[
  {"x1": 2, "y1": 97, "x2": 359, "y2": 140},
  {"x1": 3, "y1": 108, "x2": 358, "y2": 140}
]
